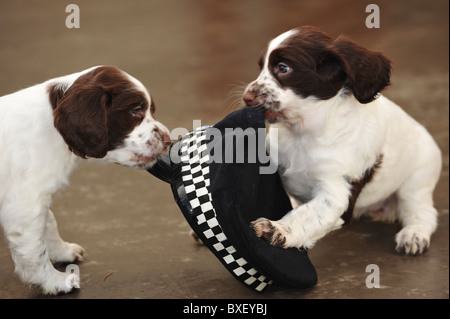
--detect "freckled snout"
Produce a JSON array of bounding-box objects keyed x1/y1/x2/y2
[
  {"x1": 243, "y1": 90, "x2": 261, "y2": 107},
  {"x1": 152, "y1": 124, "x2": 172, "y2": 151},
  {"x1": 243, "y1": 80, "x2": 274, "y2": 108},
  {"x1": 243, "y1": 83, "x2": 284, "y2": 123}
]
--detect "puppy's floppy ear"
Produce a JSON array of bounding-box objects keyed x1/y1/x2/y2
[
  {"x1": 332, "y1": 36, "x2": 391, "y2": 104},
  {"x1": 50, "y1": 77, "x2": 110, "y2": 159},
  {"x1": 48, "y1": 83, "x2": 67, "y2": 110},
  {"x1": 315, "y1": 51, "x2": 349, "y2": 95}
]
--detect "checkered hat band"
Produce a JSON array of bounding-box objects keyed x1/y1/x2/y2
[{"x1": 180, "y1": 128, "x2": 272, "y2": 292}]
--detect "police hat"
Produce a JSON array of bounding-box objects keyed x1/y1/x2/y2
[{"x1": 148, "y1": 107, "x2": 317, "y2": 292}]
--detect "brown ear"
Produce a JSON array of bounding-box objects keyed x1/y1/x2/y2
[
  {"x1": 50, "y1": 78, "x2": 110, "y2": 159},
  {"x1": 332, "y1": 36, "x2": 391, "y2": 104},
  {"x1": 48, "y1": 83, "x2": 67, "y2": 110}
]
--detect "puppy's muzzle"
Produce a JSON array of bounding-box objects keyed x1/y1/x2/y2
[{"x1": 243, "y1": 90, "x2": 264, "y2": 107}]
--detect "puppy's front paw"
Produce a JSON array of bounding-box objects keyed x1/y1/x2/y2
[
  {"x1": 395, "y1": 225, "x2": 430, "y2": 256},
  {"x1": 50, "y1": 242, "x2": 85, "y2": 264},
  {"x1": 39, "y1": 269, "x2": 80, "y2": 295},
  {"x1": 251, "y1": 218, "x2": 288, "y2": 248},
  {"x1": 67, "y1": 243, "x2": 85, "y2": 262}
]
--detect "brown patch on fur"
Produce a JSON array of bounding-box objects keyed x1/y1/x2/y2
[
  {"x1": 48, "y1": 84, "x2": 67, "y2": 110},
  {"x1": 267, "y1": 26, "x2": 391, "y2": 103},
  {"x1": 48, "y1": 66, "x2": 148, "y2": 158},
  {"x1": 342, "y1": 154, "x2": 384, "y2": 224}
]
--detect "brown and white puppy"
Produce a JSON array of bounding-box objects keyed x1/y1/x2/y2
[
  {"x1": 0, "y1": 66, "x2": 170, "y2": 294},
  {"x1": 243, "y1": 26, "x2": 441, "y2": 256}
]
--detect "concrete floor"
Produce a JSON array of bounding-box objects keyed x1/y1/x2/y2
[{"x1": 0, "y1": 0, "x2": 448, "y2": 299}]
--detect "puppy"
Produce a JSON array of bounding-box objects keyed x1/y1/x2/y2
[
  {"x1": 243, "y1": 26, "x2": 442, "y2": 256},
  {"x1": 0, "y1": 66, "x2": 171, "y2": 294}
]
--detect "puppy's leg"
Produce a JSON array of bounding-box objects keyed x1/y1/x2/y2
[
  {"x1": 252, "y1": 179, "x2": 349, "y2": 249},
  {"x1": 45, "y1": 209, "x2": 84, "y2": 264},
  {"x1": 395, "y1": 155, "x2": 441, "y2": 255},
  {"x1": 2, "y1": 199, "x2": 79, "y2": 295}
]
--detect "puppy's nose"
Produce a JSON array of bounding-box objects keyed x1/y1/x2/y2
[
  {"x1": 153, "y1": 125, "x2": 172, "y2": 149},
  {"x1": 243, "y1": 90, "x2": 259, "y2": 107}
]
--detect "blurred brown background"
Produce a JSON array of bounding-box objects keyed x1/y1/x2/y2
[{"x1": 0, "y1": 0, "x2": 448, "y2": 298}]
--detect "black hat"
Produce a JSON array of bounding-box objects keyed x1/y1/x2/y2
[{"x1": 148, "y1": 107, "x2": 317, "y2": 292}]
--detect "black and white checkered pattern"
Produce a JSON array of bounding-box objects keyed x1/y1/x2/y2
[{"x1": 179, "y1": 127, "x2": 273, "y2": 292}]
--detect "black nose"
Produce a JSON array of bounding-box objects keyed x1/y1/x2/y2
[{"x1": 243, "y1": 90, "x2": 260, "y2": 107}]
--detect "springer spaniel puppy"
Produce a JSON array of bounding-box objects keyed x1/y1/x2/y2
[
  {"x1": 0, "y1": 66, "x2": 170, "y2": 294},
  {"x1": 243, "y1": 26, "x2": 442, "y2": 256}
]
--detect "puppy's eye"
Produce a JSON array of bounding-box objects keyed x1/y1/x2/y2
[
  {"x1": 129, "y1": 105, "x2": 145, "y2": 118},
  {"x1": 276, "y1": 63, "x2": 291, "y2": 75}
]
